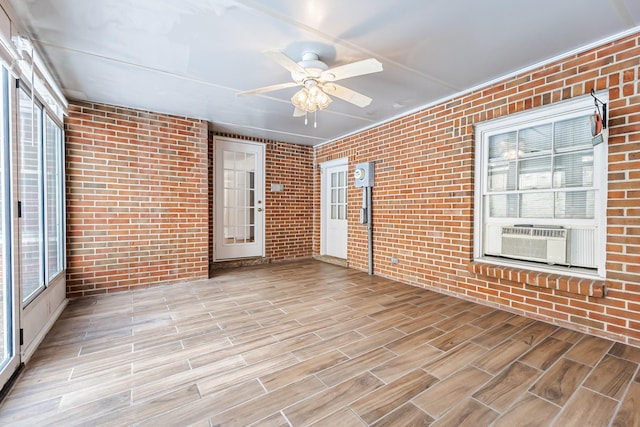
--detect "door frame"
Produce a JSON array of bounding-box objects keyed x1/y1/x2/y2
[
  {"x1": 214, "y1": 136, "x2": 266, "y2": 261},
  {"x1": 320, "y1": 157, "x2": 348, "y2": 257}
]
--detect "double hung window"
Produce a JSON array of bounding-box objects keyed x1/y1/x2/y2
[{"x1": 474, "y1": 94, "x2": 607, "y2": 278}]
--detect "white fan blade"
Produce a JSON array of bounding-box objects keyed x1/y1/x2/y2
[
  {"x1": 321, "y1": 58, "x2": 382, "y2": 82},
  {"x1": 264, "y1": 50, "x2": 306, "y2": 75},
  {"x1": 322, "y1": 83, "x2": 372, "y2": 108},
  {"x1": 293, "y1": 107, "x2": 306, "y2": 117},
  {"x1": 237, "y1": 81, "x2": 299, "y2": 97}
]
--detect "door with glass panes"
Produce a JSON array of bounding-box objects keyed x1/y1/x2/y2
[
  {"x1": 0, "y1": 68, "x2": 19, "y2": 388},
  {"x1": 214, "y1": 138, "x2": 265, "y2": 260},
  {"x1": 323, "y1": 162, "x2": 348, "y2": 259}
]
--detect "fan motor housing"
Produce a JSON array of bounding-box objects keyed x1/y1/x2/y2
[{"x1": 296, "y1": 52, "x2": 328, "y2": 78}]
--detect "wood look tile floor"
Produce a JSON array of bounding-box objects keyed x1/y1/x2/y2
[{"x1": 2, "y1": 260, "x2": 640, "y2": 426}]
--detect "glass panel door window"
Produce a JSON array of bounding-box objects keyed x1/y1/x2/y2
[
  {"x1": 45, "y1": 115, "x2": 63, "y2": 280},
  {"x1": 223, "y1": 150, "x2": 256, "y2": 244},
  {"x1": 0, "y1": 67, "x2": 13, "y2": 371},
  {"x1": 330, "y1": 170, "x2": 347, "y2": 220},
  {"x1": 18, "y1": 88, "x2": 44, "y2": 303}
]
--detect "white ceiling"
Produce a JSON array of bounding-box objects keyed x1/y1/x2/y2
[{"x1": 5, "y1": 0, "x2": 640, "y2": 146}]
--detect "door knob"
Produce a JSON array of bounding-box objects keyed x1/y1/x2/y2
[{"x1": 257, "y1": 207, "x2": 263, "y2": 212}]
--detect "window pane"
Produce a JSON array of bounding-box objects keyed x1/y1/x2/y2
[
  {"x1": 520, "y1": 192, "x2": 554, "y2": 218},
  {"x1": 224, "y1": 188, "x2": 236, "y2": 207},
  {"x1": 0, "y1": 69, "x2": 9, "y2": 363},
  {"x1": 226, "y1": 226, "x2": 236, "y2": 242},
  {"x1": 488, "y1": 160, "x2": 516, "y2": 191},
  {"x1": 247, "y1": 170, "x2": 255, "y2": 190},
  {"x1": 223, "y1": 169, "x2": 233, "y2": 188},
  {"x1": 223, "y1": 150, "x2": 235, "y2": 170},
  {"x1": 248, "y1": 189, "x2": 255, "y2": 208},
  {"x1": 553, "y1": 151, "x2": 593, "y2": 188},
  {"x1": 245, "y1": 153, "x2": 256, "y2": 173},
  {"x1": 19, "y1": 89, "x2": 44, "y2": 303},
  {"x1": 555, "y1": 115, "x2": 592, "y2": 152},
  {"x1": 236, "y1": 170, "x2": 246, "y2": 188},
  {"x1": 489, "y1": 131, "x2": 517, "y2": 160},
  {"x1": 488, "y1": 194, "x2": 518, "y2": 218},
  {"x1": 555, "y1": 191, "x2": 595, "y2": 219},
  {"x1": 45, "y1": 116, "x2": 63, "y2": 281},
  {"x1": 519, "y1": 157, "x2": 552, "y2": 190},
  {"x1": 519, "y1": 124, "x2": 552, "y2": 156}
]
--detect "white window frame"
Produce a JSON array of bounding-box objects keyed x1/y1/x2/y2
[
  {"x1": 474, "y1": 93, "x2": 608, "y2": 279},
  {"x1": 16, "y1": 80, "x2": 66, "y2": 306}
]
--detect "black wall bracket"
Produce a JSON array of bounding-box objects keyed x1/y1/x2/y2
[{"x1": 590, "y1": 89, "x2": 607, "y2": 130}]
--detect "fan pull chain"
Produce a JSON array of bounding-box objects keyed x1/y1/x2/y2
[{"x1": 301, "y1": 111, "x2": 318, "y2": 128}]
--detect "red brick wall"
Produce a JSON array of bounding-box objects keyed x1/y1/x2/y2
[
  {"x1": 209, "y1": 133, "x2": 314, "y2": 264},
  {"x1": 65, "y1": 102, "x2": 209, "y2": 297},
  {"x1": 265, "y1": 140, "x2": 314, "y2": 261},
  {"x1": 315, "y1": 32, "x2": 640, "y2": 346}
]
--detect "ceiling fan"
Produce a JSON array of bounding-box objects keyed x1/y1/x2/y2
[{"x1": 237, "y1": 50, "x2": 383, "y2": 126}]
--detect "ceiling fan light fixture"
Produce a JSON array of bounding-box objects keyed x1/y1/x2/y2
[
  {"x1": 309, "y1": 85, "x2": 332, "y2": 109},
  {"x1": 291, "y1": 85, "x2": 332, "y2": 114}
]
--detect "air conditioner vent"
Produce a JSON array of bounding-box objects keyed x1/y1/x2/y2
[
  {"x1": 502, "y1": 227, "x2": 567, "y2": 239},
  {"x1": 496, "y1": 226, "x2": 567, "y2": 264}
]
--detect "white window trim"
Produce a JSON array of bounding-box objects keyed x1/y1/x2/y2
[{"x1": 473, "y1": 93, "x2": 608, "y2": 279}]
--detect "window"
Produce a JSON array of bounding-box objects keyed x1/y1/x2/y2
[
  {"x1": 223, "y1": 150, "x2": 256, "y2": 244},
  {"x1": 474, "y1": 94, "x2": 607, "y2": 278},
  {"x1": 18, "y1": 87, "x2": 44, "y2": 302},
  {"x1": 1, "y1": 66, "x2": 13, "y2": 367},
  {"x1": 330, "y1": 170, "x2": 347, "y2": 220},
  {"x1": 45, "y1": 114, "x2": 64, "y2": 281},
  {"x1": 17, "y1": 84, "x2": 65, "y2": 304}
]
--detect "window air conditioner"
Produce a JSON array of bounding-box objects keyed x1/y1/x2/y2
[{"x1": 497, "y1": 226, "x2": 567, "y2": 264}]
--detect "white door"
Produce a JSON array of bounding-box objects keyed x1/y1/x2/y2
[
  {"x1": 322, "y1": 160, "x2": 348, "y2": 259},
  {"x1": 215, "y1": 138, "x2": 265, "y2": 260}
]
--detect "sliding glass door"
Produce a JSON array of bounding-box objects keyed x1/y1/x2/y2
[
  {"x1": 0, "y1": 67, "x2": 18, "y2": 388},
  {"x1": 0, "y1": 26, "x2": 67, "y2": 392},
  {"x1": 17, "y1": 87, "x2": 44, "y2": 304},
  {"x1": 0, "y1": 74, "x2": 65, "y2": 387}
]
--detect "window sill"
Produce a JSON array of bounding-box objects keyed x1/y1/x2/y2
[{"x1": 468, "y1": 261, "x2": 606, "y2": 298}]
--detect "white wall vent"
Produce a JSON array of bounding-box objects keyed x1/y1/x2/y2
[{"x1": 496, "y1": 226, "x2": 567, "y2": 264}]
